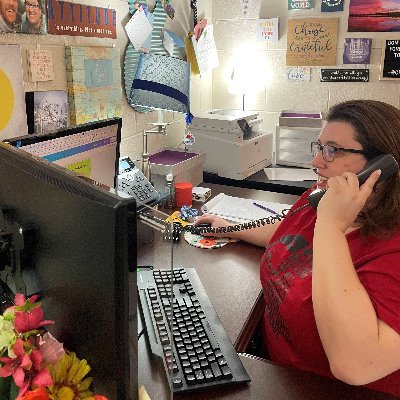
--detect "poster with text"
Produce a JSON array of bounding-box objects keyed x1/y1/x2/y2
[
  {"x1": 381, "y1": 39, "x2": 400, "y2": 80},
  {"x1": 343, "y1": 38, "x2": 372, "y2": 64},
  {"x1": 288, "y1": 0, "x2": 314, "y2": 10},
  {"x1": 348, "y1": 0, "x2": 400, "y2": 32},
  {"x1": 257, "y1": 18, "x2": 279, "y2": 42},
  {"x1": 321, "y1": 0, "x2": 344, "y2": 12},
  {"x1": 286, "y1": 18, "x2": 338, "y2": 66},
  {"x1": 0, "y1": 45, "x2": 28, "y2": 140},
  {"x1": 47, "y1": 0, "x2": 116, "y2": 38}
]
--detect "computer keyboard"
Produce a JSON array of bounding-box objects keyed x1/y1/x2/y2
[{"x1": 137, "y1": 267, "x2": 251, "y2": 393}]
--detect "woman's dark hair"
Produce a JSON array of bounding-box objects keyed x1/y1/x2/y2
[{"x1": 326, "y1": 100, "x2": 400, "y2": 237}]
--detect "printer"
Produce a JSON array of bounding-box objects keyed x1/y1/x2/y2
[{"x1": 190, "y1": 109, "x2": 273, "y2": 180}]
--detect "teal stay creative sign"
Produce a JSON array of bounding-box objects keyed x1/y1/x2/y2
[{"x1": 288, "y1": 0, "x2": 314, "y2": 9}]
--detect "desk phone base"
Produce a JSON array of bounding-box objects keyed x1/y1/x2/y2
[{"x1": 138, "y1": 267, "x2": 250, "y2": 393}]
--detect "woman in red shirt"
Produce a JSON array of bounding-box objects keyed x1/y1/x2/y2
[{"x1": 194, "y1": 100, "x2": 400, "y2": 397}]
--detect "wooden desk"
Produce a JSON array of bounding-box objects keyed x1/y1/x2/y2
[{"x1": 137, "y1": 185, "x2": 396, "y2": 400}]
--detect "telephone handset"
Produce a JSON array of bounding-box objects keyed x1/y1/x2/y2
[{"x1": 308, "y1": 154, "x2": 399, "y2": 209}]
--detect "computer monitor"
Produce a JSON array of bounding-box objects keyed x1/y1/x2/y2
[
  {"x1": 0, "y1": 142, "x2": 137, "y2": 400},
  {"x1": 5, "y1": 118, "x2": 121, "y2": 189}
]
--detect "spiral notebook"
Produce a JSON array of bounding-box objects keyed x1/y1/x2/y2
[{"x1": 201, "y1": 193, "x2": 292, "y2": 223}]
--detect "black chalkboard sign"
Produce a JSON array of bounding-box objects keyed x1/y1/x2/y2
[
  {"x1": 320, "y1": 69, "x2": 369, "y2": 82},
  {"x1": 381, "y1": 40, "x2": 400, "y2": 80}
]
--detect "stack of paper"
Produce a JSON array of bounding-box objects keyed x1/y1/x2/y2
[{"x1": 201, "y1": 193, "x2": 292, "y2": 223}]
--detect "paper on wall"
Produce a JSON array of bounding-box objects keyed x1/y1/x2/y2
[
  {"x1": 125, "y1": 10, "x2": 153, "y2": 52},
  {"x1": 192, "y1": 25, "x2": 219, "y2": 76}
]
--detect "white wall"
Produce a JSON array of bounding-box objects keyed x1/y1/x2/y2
[
  {"x1": 211, "y1": 0, "x2": 400, "y2": 137},
  {"x1": 0, "y1": 0, "x2": 212, "y2": 162}
]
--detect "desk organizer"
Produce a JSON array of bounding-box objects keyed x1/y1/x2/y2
[{"x1": 149, "y1": 148, "x2": 205, "y2": 188}]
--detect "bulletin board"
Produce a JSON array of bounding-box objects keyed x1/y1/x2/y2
[{"x1": 286, "y1": 18, "x2": 338, "y2": 66}]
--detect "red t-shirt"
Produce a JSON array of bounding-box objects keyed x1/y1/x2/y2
[{"x1": 260, "y1": 188, "x2": 400, "y2": 397}]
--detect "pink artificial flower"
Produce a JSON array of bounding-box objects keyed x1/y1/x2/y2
[
  {"x1": 0, "y1": 339, "x2": 53, "y2": 397},
  {"x1": 0, "y1": 339, "x2": 32, "y2": 389},
  {"x1": 38, "y1": 332, "x2": 65, "y2": 365},
  {"x1": 12, "y1": 294, "x2": 54, "y2": 333},
  {"x1": 94, "y1": 396, "x2": 109, "y2": 400}
]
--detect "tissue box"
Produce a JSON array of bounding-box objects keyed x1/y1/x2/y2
[
  {"x1": 192, "y1": 186, "x2": 211, "y2": 202},
  {"x1": 149, "y1": 147, "x2": 206, "y2": 189}
]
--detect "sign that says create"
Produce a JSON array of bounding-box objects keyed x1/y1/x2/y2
[{"x1": 288, "y1": 0, "x2": 314, "y2": 10}]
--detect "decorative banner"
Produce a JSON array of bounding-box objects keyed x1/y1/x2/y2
[
  {"x1": 343, "y1": 38, "x2": 372, "y2": 64},
  {"x1": 286, "y1": 18, "x2": 338, "y2": 66},
  {"x1": 27, "y1": 50, "x2": 54, "y2": 82},
  {"x1": 288, "y1": 0, "x2": 314, "y2": 10},
  {"x1": 47, "y1": 0, "x2": 116, "y2": 38},
  {"x1": 348, "y1": 0, "x2": 400, "y2": 32},
  {"x1": 321, "y1": 68, "x2": 369, "y2": 82},
  {"x1": 286, "y1": 66, "x2": 311, "y2": 81},
  {"x1": 0, "y1": 45, "x2": 28, "y2": 140},
  {"x1": 257, "y1": 18, "x2": 279, "y2": 42},
  {"x1": 381, "y1": 39, "x2": 400, "y2": 80},
  {"x1": 321, "y1": 0, "x2": 344, "y2": 12}
]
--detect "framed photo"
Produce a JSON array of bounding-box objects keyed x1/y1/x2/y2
[{"x1": 380, "y1": 39, "x2": 400, "y2": 80}]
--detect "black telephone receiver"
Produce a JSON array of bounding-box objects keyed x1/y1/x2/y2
[{"x1": 308, "y1": 154, "x2": 399, "y2": 209}]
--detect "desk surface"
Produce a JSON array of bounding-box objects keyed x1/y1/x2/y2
[
  {"x1": 203, "y1": 169, "x2": 314, "y2": 196},
  {"x1": 137, "y1": 185, "x2": 396, "y2": 400}
]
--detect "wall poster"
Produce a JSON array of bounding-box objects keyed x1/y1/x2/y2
[
  {"x1": 321, "y1": 0, "x2": 344, "y2": 12},
  {"x1": 47, "y1": 0, "x2": 116, "y2": 38},
  {"x1": 256, "y1": 18, "x2": 279, "y2": 42},
  {"x1": 0, "y1": 44, "x2": 28, "y2": 140},
  {"x1": 288, "y1": 0, "x2": 314, "y2": 10},
  {"x1": 381, "y1": 39, "x2": 400, "y2": 80},
  {"x1": 65, "y1": 46, "x2": 122, "y2": 125},
  {"x1": 348, "y1": 0, "x2": 400, "y2": 32},
  {"x1": 343, "y1": 38, "x2": 372, "y2": 64},
  {"x1": 286, "y1": 18, "x2": 339, "y2": 66}
]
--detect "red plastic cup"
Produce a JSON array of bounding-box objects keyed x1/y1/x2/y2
[{"x1": 175, "y1": 182, "x2": 193, "y2": 207}]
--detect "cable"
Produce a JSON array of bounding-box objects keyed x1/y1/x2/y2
[{"x1": 183, "y1": 209, "x2": 291, "y2": 236}]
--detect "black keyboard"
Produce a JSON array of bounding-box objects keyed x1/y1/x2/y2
[{"x1": 137, "y1": 267, "x2": 251, "y2": 393}]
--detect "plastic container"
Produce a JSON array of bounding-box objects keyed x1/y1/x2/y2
[{"x1": 175, "y1": 182, "x2": 193, "y2": 207}]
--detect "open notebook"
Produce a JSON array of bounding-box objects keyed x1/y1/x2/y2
[{"x1": 201, "y1": 193, "x2": 292, "y2": 223}]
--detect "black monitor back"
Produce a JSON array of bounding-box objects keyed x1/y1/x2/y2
[{"x1": 0, "y1": 143, "x2": 137, "y2": 400}]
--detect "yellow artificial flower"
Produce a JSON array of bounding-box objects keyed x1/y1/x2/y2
[{"x1": 46, "y1": 352, "x2": 95, "y2": 400}]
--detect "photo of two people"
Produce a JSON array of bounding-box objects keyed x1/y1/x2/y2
[{"x1": 0, "y1": 0, "x2": 47, "y2": 34}]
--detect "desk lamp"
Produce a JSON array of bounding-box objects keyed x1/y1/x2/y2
[
  {"x1": 228, "y1": 46, "x2": 267, "y2": 111},
  {"x1": 142, "y1": 122, "x2": 169, "y2": 181}
]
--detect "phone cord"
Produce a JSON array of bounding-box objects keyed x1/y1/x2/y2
[{"x1": 185, "y1": 209, "x2": 292, "y2": 236}]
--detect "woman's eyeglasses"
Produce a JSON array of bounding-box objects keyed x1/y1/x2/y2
[{"x1": 311, "y1": 141, "x2": 371, "y2": 162}]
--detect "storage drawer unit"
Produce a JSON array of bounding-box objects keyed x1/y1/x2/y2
[{"x1": 275, "y1": 125, "x2": 321, "y2": 168}]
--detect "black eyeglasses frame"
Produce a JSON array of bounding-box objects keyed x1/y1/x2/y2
[{"x1": 310, "y1": 141, "x2": 372, "y2": 162}]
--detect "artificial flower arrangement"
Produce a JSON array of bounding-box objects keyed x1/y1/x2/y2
[{"x1": 0, "y1": 293, "x2": 109, "y2": 400}]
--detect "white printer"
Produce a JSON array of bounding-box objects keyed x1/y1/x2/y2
[{"x1": 190, "y1": 110, "x2": 273, "y2": 180}]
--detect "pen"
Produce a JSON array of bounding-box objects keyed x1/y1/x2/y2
[{"x1": 253, "y1": 202, "x2": 277, "y2": 215}]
